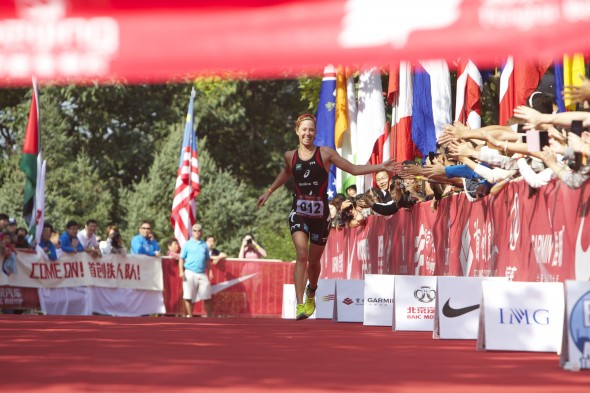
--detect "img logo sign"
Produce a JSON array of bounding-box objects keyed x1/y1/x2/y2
[
  {"x1": 499, "y1": 308, "x2": 549, "y2": 325},
  {"x1": 569, "y1": 291, "x2": 590, "y2": 368}
]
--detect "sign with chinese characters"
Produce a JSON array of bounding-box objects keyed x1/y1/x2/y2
[
  {"x1": 393, "y1": 275, "x2": 437, "y2": 331},
  {"x1": 1, "y1": 251, "x2": 163, "y2": 291}
]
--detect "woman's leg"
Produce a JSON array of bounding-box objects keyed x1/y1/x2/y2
[
  {"x1": 291, "y1": 231, "x2": 309, "y2": 304},
  {"x1": 307, "y1": 242, "x2": 325, "y2": 292}
]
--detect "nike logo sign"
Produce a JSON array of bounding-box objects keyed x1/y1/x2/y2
[
  {"x1": 442, "y1": 299, "x2": 480, "y2": 318},
  {"x1": 211, "y1": 273, "x2": 258, "y2": 295}
]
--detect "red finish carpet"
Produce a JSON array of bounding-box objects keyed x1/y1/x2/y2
[{"x1": 0, "y1": 315, "x2": 588, "y2": 393}]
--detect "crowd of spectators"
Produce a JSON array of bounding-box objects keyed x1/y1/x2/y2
[{"x1": 328, "y1": 78, "x2": 590, "y2": 229}]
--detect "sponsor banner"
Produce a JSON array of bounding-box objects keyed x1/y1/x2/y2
[
  {"x1": 1, "y1": 1, "x2": 590, "y2": 83},
  {"x1": 282, "y1": 284, "x2": 297, "y2": 319},
  {"x1": 434, "y1": 276, "x2": 506, "y2": 339},
  {"x1": 1, "y1": 251, "x2": 163, "y2": 291},
  {"x1": 175, "y1": 258, "x2": 294, "y2": 317},
  {"x1": 363, "y1": 274, "x2": 395, "y2": 326},
  {"x1": 315, "y1": 279, "x2": 336, "y2": 319},
  {"x1": 477, "y1": 281, "x2": 564, "y2": 352},
  {"x1": 560, "y1": 280, "x2": 590, "y2": 370},
  {"x1": 393, "y1": 275, "x2": 437, "y2": 331},
  {"x1": 334, "y1": 279, "x2": 365, "y2": 323},
  {"x1": 0, "y1": 286, "x2": 39, "y2": 309},
  {"x1": 321, "y1": 180, "x2": 589, "y2": 283}
]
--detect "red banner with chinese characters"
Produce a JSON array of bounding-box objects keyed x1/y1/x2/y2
[
  {"x1": 1, "y1": 0, "x2": 590, "y2": 84},
  {"x1": 320, "y1": 179, "x2": 590, "y2": 283}
]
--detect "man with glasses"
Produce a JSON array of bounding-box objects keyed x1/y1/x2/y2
[
  {"x1": 130, "y1": 221, "x2": 161, "y2": 256},
  {"x1": 179, "y1": 223, "x2": 213, "y2": 317}
]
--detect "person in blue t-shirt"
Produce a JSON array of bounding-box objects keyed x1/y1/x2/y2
[
  {"x1": 60, "y1": 220, "x2": 84, "y2": 253},
  {"x1": 179, "y1": 223, "x2": 212, "y2": 317},
  {"x1": 39, "y1": 223, "x2": 57, "y2": 261},
  {"x1": 130, "y1": 221, "x2": 161, "y2": 256}
]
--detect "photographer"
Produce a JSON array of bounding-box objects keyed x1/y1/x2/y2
[
  {"x1": 99, "y1": 225, "x2": 127, "y2": 256},
  {"x1": 239, "y1": 234, "x2": 267, "y2": 259}
]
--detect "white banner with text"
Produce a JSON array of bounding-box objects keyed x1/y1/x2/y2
[{"x1": 0, "y1": 251, "x2": 163, "y2": 291}]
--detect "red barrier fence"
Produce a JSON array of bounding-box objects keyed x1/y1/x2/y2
[
  {"x1": 162, "y1": 257, "x2": 294, "y2": 317},
  {"x1": 320, "y1": 179, "x2": 590, "y2": 282}
]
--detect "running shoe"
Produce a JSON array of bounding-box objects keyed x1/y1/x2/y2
[
  {"x1": 295, "y1": 303, "x2": 307, "y2": 320},
  {"x1": 304, "y1": 286, "x2": 316, "y2": 317}
]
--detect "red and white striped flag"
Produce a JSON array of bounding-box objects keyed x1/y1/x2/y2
[
  {"x1": 171, "y1": 88, "x2": 200, "y2": 248},
  {"x1": 455, "y1": 59, "x2": 483, "y2": 129},
  {"x1": 389, "y1": 62, "x2": 417, "y2": 163}
]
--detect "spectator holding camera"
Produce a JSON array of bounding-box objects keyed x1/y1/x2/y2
[
  {"x1": 99, "y1": 224, "x2": 127, "y2": 256},
  {"x1": 239, "y1": 234, "x2": 267, "y2": 259}
]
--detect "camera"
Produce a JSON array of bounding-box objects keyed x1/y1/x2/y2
[{"x1": 246, "y1": 239, "x2": 252, "y2": 245}]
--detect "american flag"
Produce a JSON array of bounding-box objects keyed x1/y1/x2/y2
[{"x1": 171, "y1": 88, "x2": 200, "y2": 248}]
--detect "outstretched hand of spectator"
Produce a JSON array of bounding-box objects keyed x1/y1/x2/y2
[
  {"x1": 513, "y1": 106, "x2": 543, "y2": 129},
  {"x1": 567, "y1": 131, "x2": 587, "y2": 154},
  {"x1": 562, "y1": 75, "x2": 590, "y2": 105}
]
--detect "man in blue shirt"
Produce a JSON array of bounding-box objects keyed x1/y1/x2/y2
[
  {"x1": 60, "y1": 220, "x2": 84, "y2": 253},
  {"x1": 130, "y1": 221, "x2": 161, "y2": 256},
  {"x1": 39, "y1": 223, "x2": 57, "y2": 261},
  {"x1": 179, "y1": 223, "x2": 212, "y2": 317}
]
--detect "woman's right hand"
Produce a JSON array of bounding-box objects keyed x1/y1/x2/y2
[{"x1": 256, "y1": 191, "x2": 270, "y2": 208}]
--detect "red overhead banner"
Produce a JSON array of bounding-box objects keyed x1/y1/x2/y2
[{"x1": 0, "y1": 0, "x2": 589, "y2": 84}]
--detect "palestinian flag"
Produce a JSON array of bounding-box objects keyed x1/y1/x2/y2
[{"x1": 19, "y1": 79, "x2": 42, "y2": 234}]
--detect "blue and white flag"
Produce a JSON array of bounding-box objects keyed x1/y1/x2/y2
[
  {"x1": 315, "y1": 65, "x2": 337, "y2": 200},
  {"x1": 412, "y1": 60, "x2": 451, "y2": 157}
]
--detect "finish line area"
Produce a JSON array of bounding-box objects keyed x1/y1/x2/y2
[{"x1": 0, "y1": 315, "x2": 588, "y2": 393}]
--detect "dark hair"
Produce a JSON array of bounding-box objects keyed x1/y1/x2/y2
[
  {"x1": 166, "y1": 238, "x2": 178, "y2": 247},
  {"x1": 43, "y1": 222, "x2": 53, "y2": 232},
  {"x1": 528, "y1": 91, "x2": 554, "y2": 114},
  {"x1": 86, "y1": 219, "x2": 98, "y2": 226},
  {"x1": 65, "y1": 220, "x2": 79, "y2": 229},
  {"x1": 0, "y1": 213, "x2": 9, "y2": 221},
  {"x1": 345, "y1": 184, "x2": 357, "y2": 192}
]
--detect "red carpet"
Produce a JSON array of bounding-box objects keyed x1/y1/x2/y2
[{"x1": 0, "y1": 315, "x2": 588, "y2": 393}]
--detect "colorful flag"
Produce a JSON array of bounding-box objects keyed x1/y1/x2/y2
[
  {"x1": 412, "y1": 60, "x2": 451, "y2": 157},
  {"x1": 19, "y1": 78, "x2": 43, "y2": 241},
  {"x1": 171, "y1": 88, "x2": 200, "y2": 248},
  {"x1": 455, "y1": 59, "x2": 483, "y2": 129},
  {"x1": 315, "y1": 65, "x2": 337, "y2": 200},
  {"x1": 356, "y1": 66, "x2": 386, "y2": 192},
  {"x1": 499, "y1": 57, "x2": 549, "y2": 125},
  {"x1": 564, "y1": 54, "x2": 586, "y2": 111},
  {"x1": 389, "y1": 62, "x2": 417, "y2": 163}
]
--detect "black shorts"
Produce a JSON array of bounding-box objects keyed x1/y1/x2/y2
[{"x1": 288, "y1": 209, "x2": 331, "y2": 246}]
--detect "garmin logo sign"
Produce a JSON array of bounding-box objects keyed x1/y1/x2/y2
[
  {"x1": 499, "y1": 308, "x2": 550, "y2": 325},
  {"x1": 367, "y1": 297, "x2": 393, "y2": 304}
]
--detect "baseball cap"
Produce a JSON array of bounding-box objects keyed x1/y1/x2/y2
[{"x1": 8, "y1": 217, "x2": 16, "y2": 225}]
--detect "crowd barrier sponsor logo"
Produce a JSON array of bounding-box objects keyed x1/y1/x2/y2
[
  {"x1": 211, "y1": 273, "x2": 258, "y2": 295},
  {"x1": 531, "y1": 226, "x2": 564, "y2": 268},
  {"x1": 342, "y1": 297, "x2": 363, "y2": 306},
  {"x1": 442, "y1": 298, "x2": 480, "y2": 318},
  {"x1": 406, "y1": 305, "x2": 435, "y2": 320},
  {"x1": 339, "y1": 0, "x2": 461, "y2": 48},
  {"x1": 414, "y1": 286, "x2": 436, "y2": 303},
  {"x1": 414, "y1": 224, "x2": 436, "y2": 275},
  {"x1": 460, "y1": 221, "x2": 473, "y2": 276},
  {"x1": 321, "y1": 294, "x2": 335, "y2": 302},
  {"x1": 576, "y1": 203, "x2": 590, "y2": 280},
  {"x1": 499, "y1": 308, "x2": 550, "y2": 325},
  {"x1": 569, "y1": 290, "x2": 590, "y2": 367},
  {"x1": 0, "y1": 287, "x2": 24, "y2": 307},
  {"x1": 367, "y1": 297, "x2": 393, "y2": 305},
  {"x1": 2, "y1": 0, "x2": 119, "y2": 79},
  {"x1": 509, "y1": 194, "x2": 520, "y2": 250}
]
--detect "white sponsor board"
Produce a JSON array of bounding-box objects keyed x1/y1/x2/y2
[
  {"x1": 315, "y1": 279, "x2": 336, "y2": 319},
  {"x1": 363, "y1": 274, "x2": 395, "y2": 326},
  {"x1": 282, "y1": 284, "x2": 297, "y2": 319},
  {"x1": 434, "y1": 276, "x2": 506, "y2": 339},
  {"x1": 333, "y1": 279, "x2": 364, "y2": 323},
  {"x1": 393, "y1": 275, "x2": 437, "y2": 331},
  {"x1": 560, "y1": 280, "x2": 590, "y2": 370},
  {"x1": 477, "y1": 281, "x2": 564, "y2": 352}
]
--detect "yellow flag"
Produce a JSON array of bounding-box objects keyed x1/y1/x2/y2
[
  {"x1": 334, "y1": 66, "x2": 349, "y2": 148},
  {"x1": 563, "y1": 53, "x2": 586, "y2": 110}
]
